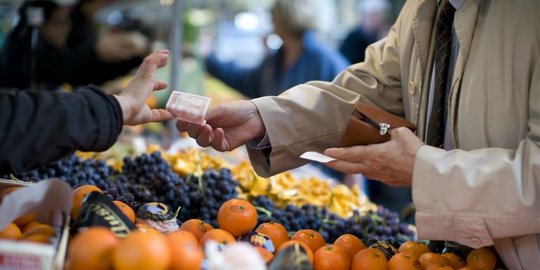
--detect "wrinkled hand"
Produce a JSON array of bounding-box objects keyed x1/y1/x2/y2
[
  {"x1": 176, "y1": 100, "x2": 265, "y2": 151},
  {"x1": 114, "y1": 50, "x2": 174, "y2": 126},
  {"x1": 324, "y1": 127, "x2": 424, "y2": 187}
]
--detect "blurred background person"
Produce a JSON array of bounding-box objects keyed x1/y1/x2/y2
[
  {"x1": 0, "y1": 0, "x2": 148, "y2": 91},
  {"x1": 339, "y1": 0, "x2": 391, "y2": 64},
  {"x1": 67, "y1": 0, "x2": 149, "y2": 86},
  {"x1": 204, "y1": 0, "x2": 349, "y2": 99}
]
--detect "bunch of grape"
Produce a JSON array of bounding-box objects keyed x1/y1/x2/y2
[
  {"x1": 116, "y1": 151, "x2": 189, "y2": 212},
  {"x1": 178, "y1": 168, "x2": 239, "y2": 228},
  {"x1": 251, "y1": 195, "x2": 415, "y2": 244},
  {"x1": 1, "y1": 155, "x2": 139, "y2": 208}
]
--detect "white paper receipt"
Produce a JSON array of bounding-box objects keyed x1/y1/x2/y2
[
  {"x1": 300, "y1": 151, "x2": 336, "y2": 163},
  {"x1": 166, "y1": 91, "x2": 211, "y2": 125}
]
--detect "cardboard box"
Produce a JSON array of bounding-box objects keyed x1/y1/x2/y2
[{"x1": 0, "y1": 179, "x2": 71, "y2": 270}]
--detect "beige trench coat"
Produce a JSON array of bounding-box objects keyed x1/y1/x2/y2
[{"x1": 246, "y1": 0, "x2": 540, "y2": 269}]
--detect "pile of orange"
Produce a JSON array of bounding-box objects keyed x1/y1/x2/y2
[{"x1": 0, "y1": 189, "x2": 57, "y2": 246}]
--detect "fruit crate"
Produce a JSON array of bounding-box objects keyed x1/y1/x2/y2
[{"x1": 0, "y1": 179, "x2": 70, "y2": 270}]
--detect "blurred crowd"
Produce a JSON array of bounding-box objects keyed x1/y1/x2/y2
[{"x1": 0, "y1": 0, "x2": 407, "y2": 214}]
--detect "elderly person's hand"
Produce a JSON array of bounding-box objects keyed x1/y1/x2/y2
[
  {"x1": 114, "y1": 50, "x2": 174, "y2": 125},
  {"x1": 324, "y1": 127, "x2": 424, "y2": 187}
]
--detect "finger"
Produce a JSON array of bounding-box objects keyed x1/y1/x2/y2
[
  {"x1": 148, "y1": 109, "x2": 175, "y2": 122},
  {"x1": 324, "y1": 146, "x2": 368, "y2": 162},
  {"x1": 154, "y1": 81, "x2": 168, "y2": 90},
  {"x1": 187, "y1": 123, "x2": 204, "y2": 139},
  {"x1": 176, "y1": 120, "x2": 189, "y2": 132},
  {"x1": 211, "y1": 128, "x2": 229, "y2": 151},
  {"x1": 138, "y1": 52, "x2": 169, "y2": 79},
  {"x1": 325, "y1": 159, "x2": 370, "y2": 175},
  {"x1": 196, "y1": 125, "x2": 213, "y2": 147}
]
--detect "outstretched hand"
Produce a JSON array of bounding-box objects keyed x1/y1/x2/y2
[
  {"x1": 114, "y1": 50, "x2": 174, "y2": 126},
  {"x1": 176, "y1": 100, "x2": 265, "y2": 151},
  {"x1": 324, "y1": 127, "x2": 424, "y2": 187}
]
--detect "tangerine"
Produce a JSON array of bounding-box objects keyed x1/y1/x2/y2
[
  {"x1": 442, "y1": 252, "x2": 466, "y2": 269},
  {"x1": 466, "y1": 247, "x2": 497, "y2": 270},
  {"x1": 388, "y1": 252, "x2": 422, "y2": 270},
  {"x1": 67, "y1": 227, "x2": 119, "y2": 270},
  {"x1": 256, "y1": 222, "x2": 289, "y2": 250},
  {"x1": 425, "y1": 265, "x2": 455, "y2": 270},
  {"x1": 314, "y1": 244, "x2": 351, "y2": 270},
  {"x1": 71, "y1": 185, "x2": 102, "y2": 220},
  {"x1": 418, "y1": 252, "x2": 451, "y2": 269},
  {"x1": 277, "y1": 240, "x2": 314, "y2": 264},
  {"x1": 167, "y1": 230, "x2": 203, "y2": 270},
  {"x1": 22, "y1": 233, "x2": 51, "y2": 244},
  {"x1": 217, "y1": 199, "x2": 258, "y2": 237},
  {"x1": 180, "y1": 219, "x2": 214, "y2": 241},
  {"x1": 22, "y1": 224, "x2": 55, "y2": 238},
  {"x1": 113, "y1": 200, "x2": 136, "y2": 223},
  {"x1": 351, "y1": 248, "x2": 388, "y2": 270},
  {"x1": 291, "y1": 229, "x2": 326, "y2": 253},
  {"x1": 14, "y1": 212, "x2": 37, "y2": 227},
  {"x1": 398, "y1": 241, "x2": 431, "y2": 259},
  {"x1": 199, "y1": 229, "x2": 236, "y2": 246},
  {"x1": 255, "y1": 246, "x2": 274, "y2": 264},
  {"x1": 0, "y1": 223, "x2": 22, "y2": 240},
  {"x1": 112, "y1": 230, "x2": 171, "y2": 270},
  {"x1": 334, "y1": 234, "x2": 366, "y2": 257}
]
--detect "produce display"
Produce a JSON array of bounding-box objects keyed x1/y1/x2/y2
[{"x1": 0, "y1": 147, "x2": 502, "y2": 270}]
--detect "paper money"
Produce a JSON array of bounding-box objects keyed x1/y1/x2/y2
[
  {"x1": 166, "y1": 91, "x2": 211, "y2": 125},
  {"x1": 300, "y1": 151, "x2": 336, "y2": 163}
]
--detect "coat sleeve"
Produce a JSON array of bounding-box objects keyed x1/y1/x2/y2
[
  {"x1": 412, "y1": 60, "x2": 540, "y2": 248},
  {"x1": 0, "y1": 86, "x2": 123, "y2": 174},
  {"x1": 247, "y1": 0, "x2": 413, "y2": 177}
]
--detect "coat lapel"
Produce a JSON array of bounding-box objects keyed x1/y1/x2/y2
[{"x1": 412, "y1": 0, "x2": 437, "y2": 72}]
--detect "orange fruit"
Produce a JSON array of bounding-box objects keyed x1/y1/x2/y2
[
  {"x1": 388, "y1": 252, "x2": 422, "y2": 270},
  {"x1": 314, "y1": 244, "x2": 351, "y2": 270},
  {"x1": 0, "y1": 223, "x2": 22, "y2": 240},
  {"x1": 256, "y1": 222, "x2": 289, "y2": 250},
  {"x1": 217, "y1": 199, "x2": 258, "y2": 237},
  {"x1": 71, "y1": 185, "x2": 102, "y2": 220},
  {"x1": 351, "y1": 248, "x2": 388, "y2": 270},
  {"x1": 425, "y1": 265, "x2": 455, "y2": 270},
  {"x1": 180, "y1": 219, "x2": 214, "y2": 241},
  {"x1": 0, "y1": 186, "x2": 20, "y2": 203},
  {"x1": 23, "y1": 233, "x2": 51, "y2": 244},
  {"x1": 167, "y1": 230, "x2": 203, "y2": 270},
  {"x1": 22, "y1": 224, "x2": 55, "y2": 238},
  {"x1": 418, "y1": 252, "x2": 451, "y2": 269},
  {"x1": 23, "y1": 221, "x2": 43, "y2": 233},
  {"x1": 199, "y1": 229, "x2": 236, "y2": 246},
  {"x1": 14, "y1": 212, "x2": 37, "y2": 227},
  {"x1": 442, "y1": 252, "x2": 466, "y2": 269},
  {"x1": 398, "y1": 241, "x2": 431, "y2": 259},
  {"x1": 67, "y1": 227, "x2": 119, "y2": 270},
  {"x1": 277, "y1": 240, "x2": 314, "y2": 264},
  {"x1": 255, "y1": 246, "x2": 274, "y2": 264},
  {"x1": 466, "y1": 247, "x2": 497, "y2": 270},
  {"x1": 112, "y1": 229, "x2": 171, "y2": 270},
  {"x1": 113, "y1": 200, "x2": 136, "y2": 223},
  {"x1": 334, "y1": 234, "x2": 366, "y2": 257},
  {"x1": 291, "y1": 229, "x2": 326, "y2": 254}
]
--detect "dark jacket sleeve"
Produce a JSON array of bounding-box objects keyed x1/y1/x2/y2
[{"x1": 0, "y1": 86, "x2": 123, "y2": 174}]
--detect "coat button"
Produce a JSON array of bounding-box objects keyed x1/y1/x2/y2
[{"x1": 409, "y1": 81, "x2": 417, "y2": 95}]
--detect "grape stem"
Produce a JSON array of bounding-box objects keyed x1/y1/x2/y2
[
  {"x1": 254, "y1": 206, "x2": 272, "y2": 217},
  {"x1": 9, "y1": 174, "x2": 21, "y2": 181}
]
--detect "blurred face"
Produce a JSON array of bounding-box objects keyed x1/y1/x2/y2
[{"x1": 40, "y1": 7, "x2": 71, "y2": 49}]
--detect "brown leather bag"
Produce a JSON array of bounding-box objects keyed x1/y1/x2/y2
[{"x1": 338, "y1": 102, "x2": 417, "y2": 147}]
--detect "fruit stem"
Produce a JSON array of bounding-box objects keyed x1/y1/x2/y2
[{"x1": 254, "y1": 206, "x2": 272, "y2": 217}]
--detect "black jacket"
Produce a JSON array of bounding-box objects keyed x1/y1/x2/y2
[{"x1": 0, "y1": 86, "x2": 123, "y2": 174}]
